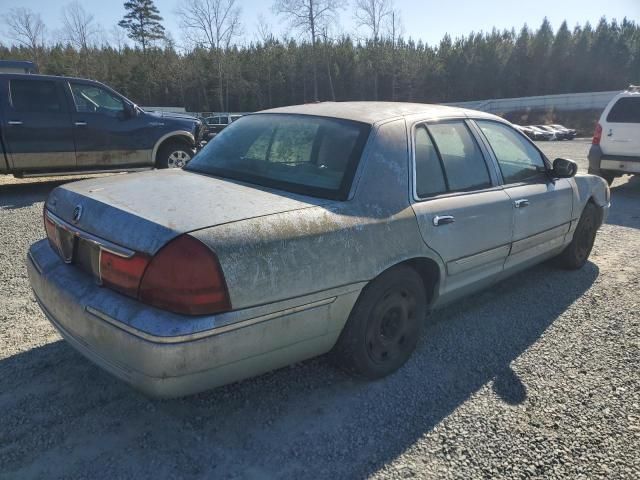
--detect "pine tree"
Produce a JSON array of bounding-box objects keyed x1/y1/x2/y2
[{"x1": 118, "y1": 0, "x2": 165, "y2": 53}]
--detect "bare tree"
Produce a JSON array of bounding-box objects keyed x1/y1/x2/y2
[
  {"x1": 256, "y1": 13, "x2": 274, "y2": 44},
  {"x1": 61, "y1": 1, "x2": 99, "y2": 50},
  {"x1": 273, "y1": 0, "x2": 341, "y2": 101},
  {"x1": 4, "y1": 8, "x2": 46, "y2": 52},
  {"x1": 354, "y1": 0, "x2": 391, "y2": 40},
  {"x1": 354, "y1": 0, "x2": 392, "y2": 100},
  {"x1": 177, "y1": 0, "x2": 242, "y2": 110},
  {"x1": 109, "y1": 24, "x2": 128, "y2": 51}
]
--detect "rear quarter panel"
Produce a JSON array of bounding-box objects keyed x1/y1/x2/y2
[{"x1": 191, "y1": 119, "x2": 444, "y2": 312}]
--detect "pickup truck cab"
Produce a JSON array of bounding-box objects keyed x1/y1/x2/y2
[
  {"x1": 0, "y1": 73, "x2": 205, "y2": 177},
  {"x1": 204, "y1": 113, "x2": 244, "y2": 139},
  {"x1": 588, "y1": 85, "x2": 640, "y2": 185}
]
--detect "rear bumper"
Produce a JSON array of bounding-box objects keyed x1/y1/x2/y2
[
  {"x1": 27, "y1": 239, "x2": 360, "y2": 397},
  {"x1": 588, "y1": 145, "x2": 640, "y2": 174}
]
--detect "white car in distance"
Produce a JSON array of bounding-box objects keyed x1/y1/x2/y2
[{"x1": 589, "y1": 85, "x2": 640, "y2": 185}]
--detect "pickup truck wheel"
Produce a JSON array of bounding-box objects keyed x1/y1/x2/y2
[
  {"x1": 332, "y1": 266, "x2": 426, "y2": 379},
  {"x1": 157, "y1": 141, "x2": 193, "y2": 169},
  {"x1": 554, "y1": 203, "x2": 599, "y2": 270}
]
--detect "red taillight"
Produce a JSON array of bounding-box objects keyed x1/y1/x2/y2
[
  {"x1": 139, "y1": 235, "x2": 231, "y2": 316},
  {"x1": 100, "y1": 250, "x2": 150, "y2": 298},
  {"x1": 592, "y1": 123, "x2": 602, "y2": 145}
]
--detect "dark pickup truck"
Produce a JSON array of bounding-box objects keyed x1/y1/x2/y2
[{"x1": 0, "y1": 73, "x2": 205, "y2": 177}]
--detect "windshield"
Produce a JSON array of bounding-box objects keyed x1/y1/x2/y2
[{"x1": 186, "y1": 113, "x2": 371, "y2": 200}]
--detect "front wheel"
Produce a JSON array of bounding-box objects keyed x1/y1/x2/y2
[
  {"x1": 332, "y1": 265, "x2": 427, "y2": 379},
  {"x1": 157, "y1": 141, "x2": 193, "y2": 169},
  {"x1": 554, "y1": 203, "x2": 599, "y2": 270}
]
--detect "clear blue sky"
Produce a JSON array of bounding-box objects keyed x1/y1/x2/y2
[{"x1": 1, "y1": 0, "x2": 638, "y2": 47}]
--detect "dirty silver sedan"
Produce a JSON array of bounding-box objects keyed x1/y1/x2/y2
[{"x1": 28, "y1": 102, "x2": 610, "y2": 397}]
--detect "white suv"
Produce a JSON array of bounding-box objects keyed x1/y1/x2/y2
[{"x1": 588, "y1": 85, "x2": 640, "y2": 185}]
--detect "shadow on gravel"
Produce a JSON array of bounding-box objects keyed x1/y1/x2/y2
[
  {"x1": 607, "y1": 175, "x2": 640, "y2": 230},
  {"x1": 0, "y1": 180, "x2": 70, "y2": 209},
  {"x1": 0, "y1": 261, "x2": 599, "y2": 478}
]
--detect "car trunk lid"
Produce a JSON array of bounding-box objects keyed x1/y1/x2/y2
[{"x1": 46, "y1": 169, "x2": 332, "y2": 254}]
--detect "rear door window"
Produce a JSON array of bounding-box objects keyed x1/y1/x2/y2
[
  {"x1": 10, "y1": 79, "x2": 65, "y2": 113},
  {"x1": 427, "y1": 122, "x2": 492, "y2": 192},
  {"x1": 606, "y1": 97, "x2": 640, "y2": 123}
]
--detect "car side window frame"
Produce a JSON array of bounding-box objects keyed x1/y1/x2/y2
[
  {"x1": 410, "y1": 118, "x2": 502, "y2": 202},
  {"x1": 469, "y1": 118, "x2": 552, "y2": 187}
]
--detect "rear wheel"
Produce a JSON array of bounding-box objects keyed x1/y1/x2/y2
[
  {"x1": 157, "y1": 141, "x2": 193, "y2": 169},
  {"x1": 332, "y1": 266, "x2": 427, "y2": 379},
  {"x1": 554, "y1": 202, "x2": 599, "y2": 270}
]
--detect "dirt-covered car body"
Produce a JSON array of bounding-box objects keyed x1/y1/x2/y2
[{"x1": 27, "y1": 102, "x2": 610, "y2": 397}]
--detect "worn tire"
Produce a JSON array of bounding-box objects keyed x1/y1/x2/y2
[
  {"x1": 554, "y1": 202, "x2": 599, "y2": 270},
  {"x1": 157, "y1": 141, "x2": 193, "y2": 169},
  {"x1": 332, "y1": 265, "x2": 427, "y2": 379}
]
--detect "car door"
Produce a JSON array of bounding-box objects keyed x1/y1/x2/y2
[
  {"x1": 474, "y1": 120, "x2": 574, "y2": 270},
  {"x1": 600, "y1": 96, "x2": 640, "y2": 157},
  {"x1": 410, "y1": 120, "x2": 514, "y2": 301},
  {"x1": 2, "y1": 77, "x2": 76, "y2": 171},
  {"x1": 67, "y1": 81, "x2": 151, "y2": 168}
]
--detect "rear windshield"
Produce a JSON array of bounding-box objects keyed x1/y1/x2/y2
[
  {"x1": 607, "y1": 97, "x2": 640, "y2": 123},
  {"x1": 186, "y1": 114, "x2": 371, "y2": 200}
]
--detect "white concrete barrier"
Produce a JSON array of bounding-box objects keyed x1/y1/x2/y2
[{"x1": 446, "y1": 90, "x2": 620, "y2": 113}]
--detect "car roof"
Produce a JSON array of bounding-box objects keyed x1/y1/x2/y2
[
  {"x1": 0, "y1": 72, "x2": 105, "y2": 84},
  {"x1": 259, "y1": 101, "x2": 502, "y2": 125}
]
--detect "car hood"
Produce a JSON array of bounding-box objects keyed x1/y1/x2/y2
[
  {"x1": 45, "y1": 169, "x2": 332, "y2": 254},
  {"x1": 144, "y1": 110, "x2": 201, "y2": 130},
  {"x1": 147, "y1": 110, "x2": 199, "y2": 121}
]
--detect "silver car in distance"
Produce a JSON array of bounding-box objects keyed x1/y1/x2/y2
[{"x1": 28, "y1": 102, "x2": 610, "y2": 397}]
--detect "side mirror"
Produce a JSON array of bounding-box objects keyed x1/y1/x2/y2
[
  {"x1": 552, "y1": 158, "x2": 578, "y2": 178},
  {"x1": 123, "y1": 103, "x2": 137, "y2": 119}
]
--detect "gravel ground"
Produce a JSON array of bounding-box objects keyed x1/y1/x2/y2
[{"x1": 1, "y1": 140, "x2": 639, "y2": 479}]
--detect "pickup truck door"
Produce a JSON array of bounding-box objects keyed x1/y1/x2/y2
[
  {"x1": 67, "y1": 81, "x2": 152, "y2": 168},
  {"x1": 410, "y1": 120, "x2": 513, "y2": 301},
  {"x1": 1, "y1": 77, "x2": 76, "y2": 171},
  {"x1": 474, "y1": 120, "x2": 574, "y2": 270}
]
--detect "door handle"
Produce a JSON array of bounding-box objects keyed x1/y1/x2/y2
[
  {"x1": 8, "y1": 121, "x2": 23, "y2": 125},
  {"x1": 75, "y1": 121, "x2": 87, "y2": 126},
  {"x1": 514, "y1": 199, "x2": 530, "y2": 208},
  {"x1": 433, "y1": 215, "x2": 455, "y2": 226},
  {"x1": 607, "y1": 129, "x2": 613, "y2": 137}
]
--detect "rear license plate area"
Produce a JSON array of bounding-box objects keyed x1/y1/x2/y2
[
  {"x1": 46, "y1": 224, "x2": 101, "y2": 282},
  {"x1": 57, "y1": 228, "x2": 77, "y2": 263}
]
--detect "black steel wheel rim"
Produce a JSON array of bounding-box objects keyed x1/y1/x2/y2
[{"x1": 365, "y1": 287, "x2": 417, "y2": 365}]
